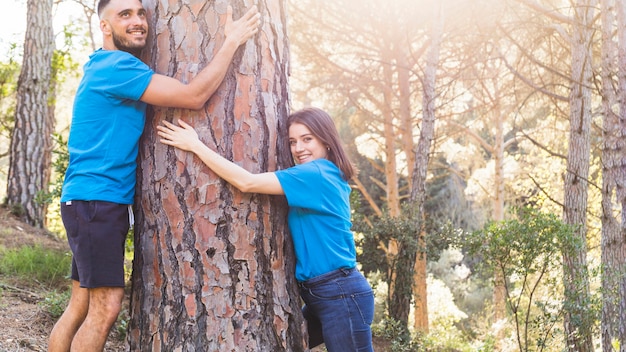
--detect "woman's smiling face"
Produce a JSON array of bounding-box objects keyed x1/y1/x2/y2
[{"x1": 288, "y1": 122, "x2": 328, "y2": 164}]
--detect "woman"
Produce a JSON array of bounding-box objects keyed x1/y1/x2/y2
[{"x1": 157, "y1": 107, "x2": 374, "y2": 351}]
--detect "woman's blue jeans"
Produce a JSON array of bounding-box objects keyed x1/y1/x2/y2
[{"x1": 299, "y1": 267, "x2": 374, "y2": 352}]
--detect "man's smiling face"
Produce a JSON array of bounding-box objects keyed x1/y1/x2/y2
[{"x1": 100, "y1": 0, "x2": 148, "y2": 56}]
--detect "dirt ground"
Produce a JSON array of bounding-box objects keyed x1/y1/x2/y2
[{"x1": 0, "y1": 207, "x2": 125, "y2": 352}]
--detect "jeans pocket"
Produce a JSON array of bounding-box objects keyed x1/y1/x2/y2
[
  {"x1": 304, "y1": 281, "x2": 344, "y2": 301},
  {"x1": 350, "y1": 289, "x2": 375, "y2": 325}
]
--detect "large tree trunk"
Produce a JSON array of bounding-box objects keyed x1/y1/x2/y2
[
  {"x1": 128, "y1": 1, "x2": 306, "y2": 350},
  {"x1": 562, "y1": 1, "x2": 596, "y2": 351},
  {"x1": 6, "y1": 0, "x2": 55, "y2": 228}
]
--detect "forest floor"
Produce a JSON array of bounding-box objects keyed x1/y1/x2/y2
[
  {"x1": 0, "y1": 207, "x2": 390, "y2": 352},
  {"x1": 0, "y1": 207, "x2": 126, "y2": 352}
]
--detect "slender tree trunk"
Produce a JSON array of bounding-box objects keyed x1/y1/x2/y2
[
  {"x1": 409, "y1": 2, "x2": 442, "y2": 333},
  {"x1": 7, "y1": 0, "x2": 55, "y2": 228},
  {"x1": 398, "y1": 54, "x2": 414, "y2": 192},
  {"x1": 128, "y1": 1, "x2": 306, "y2": 350},
  {"x1": 615, "y1": 0, "x2": 626, "y2": 348},
  {"x1": 492, "y1": 98, "x2": 508, "y2": 330},
  {"x1": 562, "y1": 1, "x2": 596, "y2": 351},
  {"x1": 599, "y1": 1, "x2": 623, "y2": 350},
  {"x1": 381, "y1": 43, "x2": 402, "y2": 318}
]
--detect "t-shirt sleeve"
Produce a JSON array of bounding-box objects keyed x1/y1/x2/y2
[
  {"x1": 107, "y1": 54, "x2": 154, "y2": 101},
  {"x1": 275, "y1": 162, "x2": 323, "y2": 210}
]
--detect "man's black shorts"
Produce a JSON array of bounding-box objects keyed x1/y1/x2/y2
[{"x1": 61, "y1": 200, "x2": 130, "y2": 288}]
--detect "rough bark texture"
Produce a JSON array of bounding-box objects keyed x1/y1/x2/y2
[
  {"x1": 615, "y1": 0, "x2": 626, "y2": 348},
  {"x1": 128, "y1": 1, "x2": 306, "y2": 351},
  {"x1": 562, "y1": 1, "x2": 596, "y2": 351},
  {"x1": 7, "y1": 0, "x2": 55, "y2": 228}
]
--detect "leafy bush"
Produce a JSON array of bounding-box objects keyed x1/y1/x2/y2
[
  {"x1": 40, "y1": 289, "x2": 71, "y2": 318},
  {"x1": 372, "y1": 317, "x2": 421, "y2": 352},
  {"x1": 466, "y1": 207, "x2": 583, "y2": 352}
]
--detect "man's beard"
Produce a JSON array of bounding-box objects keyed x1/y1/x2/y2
[{"x1": 112, "y1": 30, "x2": 146, "y2": 58}]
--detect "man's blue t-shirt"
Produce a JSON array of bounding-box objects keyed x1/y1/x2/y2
[
  {"x1": 61, "y1": 49, "x2": 154, "y2": 204},
  {"x1": 275, "y1": 159, "x2": 357, "y2": 282}
]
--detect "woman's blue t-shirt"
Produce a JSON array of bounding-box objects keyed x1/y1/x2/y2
[
  {"x1": 61, "y1": 49, "x2": 154, "y2": 204},
  {"x1": 275, "y1": 159, "x2": 357, "y2": 282}
]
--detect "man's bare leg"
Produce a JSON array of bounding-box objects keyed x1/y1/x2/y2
[
  {"x1": 70, "y1": 286, "x2": 124, "y2": 352},
  {"x1": 48, "y1": 280, "x2": 89, "y2": 352}
]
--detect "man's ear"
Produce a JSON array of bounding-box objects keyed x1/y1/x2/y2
[{"x1": 100, "y1": 20, "x2": 111, "y2": 35}]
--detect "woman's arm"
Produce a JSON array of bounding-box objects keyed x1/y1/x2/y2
[{"x1": 157, "y1": 119, "x2": 284, "y2": 195}]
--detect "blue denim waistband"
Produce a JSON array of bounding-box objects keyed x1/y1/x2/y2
[{"x1": 298, "y1": 267, "x2": 356, "y2": 289}]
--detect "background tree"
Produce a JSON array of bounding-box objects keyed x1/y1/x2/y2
[
  {"x1": 6, "y1": 0, "x2": 55, "y2": 227},
  {"x1": 405, "y1": 0, "x2": 443, "y2": 333},
  {"x1": 598, "y1": 0, "x2": 626, "y2": 349},
  {"x1": 560, "y1": 1, "x2": 596, "y2": 349},
  {"x1": 468, "y1": 208, "x2": 577, "y2": 352},
  {"x1": 504, "y1": 0, "x2": 600, "y2": 349},
  {"x1": 613, "y1": 0, "x2": 626, "y2": 347},
  {"x1": 128, "y1": 1, "x2": 306, "y2": 350}
]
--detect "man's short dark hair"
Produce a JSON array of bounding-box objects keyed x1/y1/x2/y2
[{"x1": 97, "y1": 0, "x2": 111, "y2": 18}]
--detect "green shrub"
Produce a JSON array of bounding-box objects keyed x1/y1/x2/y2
[
  {"x1": 372, "y1": 317, "x2": 422, "y2": 352},
  {"x1": 40, "y1": 289, "x2": 71, "y2": 318}
]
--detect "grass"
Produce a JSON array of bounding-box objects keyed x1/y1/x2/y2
[{"x1": 0, "y1": 244, "x2": 71, "y2": 289}]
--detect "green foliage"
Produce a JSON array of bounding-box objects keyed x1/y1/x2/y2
[
  {"x1": 116, "y1": 307, "x2": 129, "y2": 341},
  {"x1": 39, "y1": 289, "x2": 71, "y2": 318},
  {"x1": 51, "y1": 23, "x2": 81, "y2": 91},
  {"x1": 8, "y1": 203, "x2": 25, "y2": 217},
  {"x1": 0, "y1": 245, "x2": 71, "y2": 289},
  {"x1": 0, "y1": 47, "x2": 19, "y2": 134},
  {"x1": 372, "y1": 317, "x2": 422, "y2": 352},
  {"x1": 354, "y1": 206, "x2": 421, "y2": 326},
  {"x1": 466, "y1": 207, "x2": 580, "y2": 352},
  {"x1": 36, "y1": 133, "x2": 69, "y2": 205}
]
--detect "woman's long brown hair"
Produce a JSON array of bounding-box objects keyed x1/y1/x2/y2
[{"x1": 287, "y1": 107, "x2": 355, "y2": 180}]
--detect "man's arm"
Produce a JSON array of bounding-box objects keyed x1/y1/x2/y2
[{"x1": 140, "y1": 6, "x2": 260, "y2": 110}]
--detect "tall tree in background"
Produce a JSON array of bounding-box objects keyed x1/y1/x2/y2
[
  {"x1": 561, "y1": 0, "x2": 596, "y2": 350},
  {"x1": 407, "y1": 1, "x2": 443, "y2": 332},
  {"x1": 128, "y1": 1, "x2": 306, "y2": 350},
  {"x1": 510, "y1": 1, "x2": 597, "y2": 349},
  {"x1": 613, "y1": 0, "x2": 626, "y2": 347},
  {"x1": 599, "y1": 0, "x2": 625, "y2": 349},
  {"x1": 7, "y1": 0, "x2": 55, "y2": 227}
]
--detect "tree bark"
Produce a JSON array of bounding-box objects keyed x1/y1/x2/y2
[
  {"x1": 409, "y1": 2, "x2": 443, "y2": 333},
  {"x1": 599, "y1": 1, "x2": 624, "y2": 350},
  {"x1": 128, "y1": 1, "x2": 306, "y2": 350},
  {"x1": 7, "y1": 0, "x2": 55, "y2": 228},
  {"x1": 615, "y1": 0, "x2": 626, "y2": 348},
  {"x1": 562, "y1": 1, "x2": 596, "y2": 351}
]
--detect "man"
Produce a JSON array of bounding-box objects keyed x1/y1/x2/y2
[{"x1": 48, "y1": 0, "x2": 260, "y2": 350}]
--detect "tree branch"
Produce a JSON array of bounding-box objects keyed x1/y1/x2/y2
[{"x1": 514, "y1": 0, "x2": 575, "y2": 25}]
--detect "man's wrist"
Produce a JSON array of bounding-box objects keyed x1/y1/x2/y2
[{"x1": 222, "y1": 36, "x2": 243, "y2": 51}]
